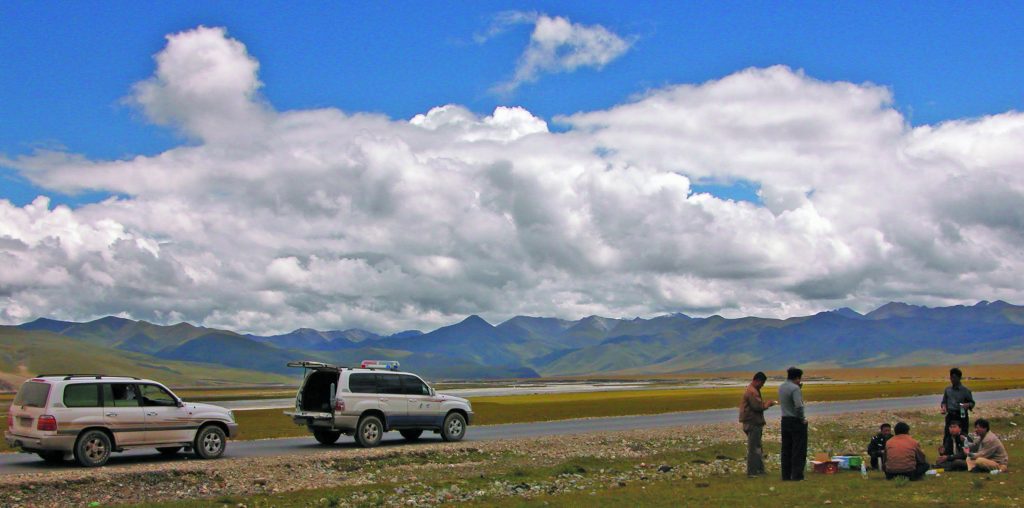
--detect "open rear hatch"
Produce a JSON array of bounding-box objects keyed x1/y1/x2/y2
[{"x1": 284, "y1": 361, "x2": 341, "y2": 421}]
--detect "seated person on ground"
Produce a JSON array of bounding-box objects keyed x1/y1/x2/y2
[
  {"x1": 935, "y1": 420, "x2": 972, "y2": 471},
  {"x1": 884, "y1": 421, "x2": 929, "y2": 480},
  {"x1": 967, "y1": 418, "x2": 1009, "y2": 473},
  {"x1": 867, "y1": 422, "x2": 892, "y2": 470}
]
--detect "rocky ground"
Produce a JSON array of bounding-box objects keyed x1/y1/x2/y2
[{"x1": 2, "y1": 400, "x2": 1021, "y2": 507}]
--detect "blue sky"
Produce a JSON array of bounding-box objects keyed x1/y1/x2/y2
[
  {"x1": 2, "y1": 2, "x2": 1024, "y2": 331},
  {"x1": 2, "y1": 2, "x2": 1023, "y2": 207}
]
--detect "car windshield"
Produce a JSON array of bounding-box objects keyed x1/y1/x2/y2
[{"x1": 13, "y1": 381, "x2": 51, "y2": 407}]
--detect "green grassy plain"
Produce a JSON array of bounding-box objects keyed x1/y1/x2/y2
[{"x1": 137, "y1": 403, "x2": 1024, "y2": 508}]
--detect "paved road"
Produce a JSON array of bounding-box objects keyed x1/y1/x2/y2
[{"x1": 4, "y1": 389, "x2": 1022, "y2": 476}]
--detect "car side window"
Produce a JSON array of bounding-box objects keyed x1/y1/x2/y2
[
  {"x1": 103, "y1": 383, "x2": 141, "y2": 407},
  {"x1": 401, "y1": 375, "x2": 430, "y2": 396},
  {"x1": 139, "y1": 384, "x2": 177, "y2": 407},
  {"x1": 376, "y1": 374, "x2": 403, "y2": 394},
  {"x1": 64, "y1": 383, "x2": 101, "y2": 407},
  {"x1": 348, "y1": 373, "x2": 376, "y2": 393}
]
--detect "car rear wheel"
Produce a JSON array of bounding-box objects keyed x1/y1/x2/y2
[
  {"x1": 156, "y1": 446, "x2": 182, "y2": 456},
  {"x1": 400, "y1": 429, "x2": 423, "y2": 441},
  {"x1": 74, "y1": 430, "x2": 112, "y2": 467},
  {"x1": 37, "y1": 450, "x2": 65, "y2": 464},
  {"x1": 193, "y1": 425, "x2": 226, "y2": 459},
  {"x1": 441, "y1": 412, "x2": 466, "y2": 442},
  {"x1": 313, "y1": 429, "x2": 342, "y2": 445},
  {"x1": 355, "y1": 415, "x2": 383, "y2": 448}
]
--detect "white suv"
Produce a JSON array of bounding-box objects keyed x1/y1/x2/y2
[
  {"x1": 285, "y1": 361, "x2": 474, "y2": 447},
  {"x1": 5, "y1": 375, "x2": 239, "y2": 467}
]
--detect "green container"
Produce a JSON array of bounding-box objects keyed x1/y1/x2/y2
[{"x1": 848, "y1": 456, "x2": 863, "y2": 469}]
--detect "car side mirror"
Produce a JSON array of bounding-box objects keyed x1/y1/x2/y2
[
  {"x1": 429, "y1": 387, "x2": 435, "y2": 396},
  {"x1": 176, "y1": 398, "x2": 184, "y2": 408}
]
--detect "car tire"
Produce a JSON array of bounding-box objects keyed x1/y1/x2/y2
[
  {"x1": 156, "y1": 446, "x2": 182, "y2": 456},
  {"x1": 441, "y1": 412, "x2": 466, "y2": 442},
  {"x1": 313, "y1": 429, "x2": 342, "y2": 445},
  {"x1": 193, "y1": 425, "x2": 227, "y2": 460},
  {"x1": 74, "y1": 429, "x2": 112, "y2": 467},
  {"x1": 355, "y1": 415, "x2": 383, "y2": 448},
  {"x1": 400, "y1": 429, "x2": 423, "y2": 441},
  {"x1": 37, "y1": 450, "x2": 65, "y2": 464}
]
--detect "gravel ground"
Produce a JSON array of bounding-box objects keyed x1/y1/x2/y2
[{"x1": 2, "y1": 400, "x2": 1021, "y2": 508}]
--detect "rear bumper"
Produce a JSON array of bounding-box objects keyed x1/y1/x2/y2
[
  {"x1": 5, "y1": 431, "x2": 75, "y2": 452},
  {"x1": 286, "y1": 411, "x2": 358, "y2": 432}
]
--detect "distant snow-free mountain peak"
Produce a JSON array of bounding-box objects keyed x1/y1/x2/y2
[
  {"x1": 830, "y1": 307, "x2": 864, "y2": 319},
  {"x1": 459, "y1": 314, "x2": 493, "y2": 327}
]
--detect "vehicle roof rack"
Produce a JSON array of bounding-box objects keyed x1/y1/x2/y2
[
  {"x1": 34, "y1": 374, "x2": 142, "y2": 380},
  {"x1": 286, "y1": 361, "x2": 344, "y2": 370}
]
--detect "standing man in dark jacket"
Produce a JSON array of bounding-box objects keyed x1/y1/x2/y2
[
  {"x1": 739, "y1": 371, "x2": 777, "y2": 477},
  {"x1": 940, "y1": 367, "x2": 975, "y2": 443},
  {"x1": 867, "y1": 423, "x2": 892, "y2": 470},
  {"x1": 778, "y1": 366, "x2": 807, "y2": 481}
]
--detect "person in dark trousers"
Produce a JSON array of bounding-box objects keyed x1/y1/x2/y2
[
  {"x1": 778, "y1": 366, "x2": 807, "y2": 481},
  {"x1": 739, "y1": 371, "x2": 778, "y2": 477},
  {"x1": 867, "y1": 423, "x2": 893, "y2": 470},
  {"x1": 935, "y1": 420, "x2": 972, "y2": 471},
  {"x1": 884, "y1": 422, "x2": 929, "y2": 480},
  {"x1": 940, "y1": 367, "x2": 975, "y2": 444}
]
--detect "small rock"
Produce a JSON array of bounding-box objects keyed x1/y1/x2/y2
[
  {"x1": 253, "y1": 478, "x2": 268, "y2": 486},
  {"x1": 657, "y1": 465, "x2": 673, "y2": 473}
]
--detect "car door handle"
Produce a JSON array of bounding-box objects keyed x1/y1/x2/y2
[
  {"x1": 105, "y1": 412, "x2": 118, "y2": 417},
  {"x1": 146, "y1": 412, "x2": 158, "y2": 416}
]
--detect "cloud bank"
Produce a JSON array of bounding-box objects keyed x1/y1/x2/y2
[{"x1": 4, "y1": 27, "x2": 1024, "y2": 334}]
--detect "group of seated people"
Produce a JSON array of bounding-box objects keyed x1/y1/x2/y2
[{"x1": 866, "y1": 419, "x2": 1009, "y2": 480}]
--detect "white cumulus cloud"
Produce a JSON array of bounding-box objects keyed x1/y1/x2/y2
[
  {"x1": 485, "y1": 12, "x2": 633, "y2": 93},
  {"x1": 3, "y1": 27, "x2": 1024, "y2": 334}
]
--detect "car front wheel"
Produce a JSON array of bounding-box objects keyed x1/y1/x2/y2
[
  {"x1": 74, "y1": 430, "x2": 112, "y2": 467},
  {"x1": 441, "y1": 412, "x2": 466, "y2": 442},
  {"x1": 355, "y1": 415, "x2": 383, "y2": 448},
  {"x1": 193, "y1": 425, "x2": 227, "y2": 459}
]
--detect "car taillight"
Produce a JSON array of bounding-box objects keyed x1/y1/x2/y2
[
  {"x1": 37, "y1": 415, "x2": 57, "y2": 431},
  {"x1": 334, "y1": 398, "x2": 345, "y2": 412}
]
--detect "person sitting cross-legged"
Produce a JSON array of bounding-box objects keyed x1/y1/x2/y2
[
  {"x1": 884, "y1": 422, "x2": 930, "y2": 481},
  {"x1": 935, "y1": 420, "x2": 972, "y2": 471},
  {"x1": 967, "y1": 418, "x2": 1009, "y2": 473}
]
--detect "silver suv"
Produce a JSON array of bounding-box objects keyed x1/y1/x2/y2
[
  {"x1": 5, "y1": 375, "x2": 239, "y2": 467},
  {"x1": 285, "y1": 361, "x2": 474, "y2": 447}
]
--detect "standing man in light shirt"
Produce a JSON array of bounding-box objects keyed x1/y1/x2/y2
[
  {"x1": 739, "y1": 371, "x2": 778, "y2": 477},
  {"x1": 778, "y1": 366, "x2": 807, "y2": 481}
]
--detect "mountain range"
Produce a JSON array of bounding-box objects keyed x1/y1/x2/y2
[{"x1": 6, "y1": 300, "x2": 1024, "y2": 382}]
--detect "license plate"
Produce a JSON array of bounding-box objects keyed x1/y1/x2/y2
[{"x1": 19, "y1": 417, "x2": 32, "y2": 428}]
